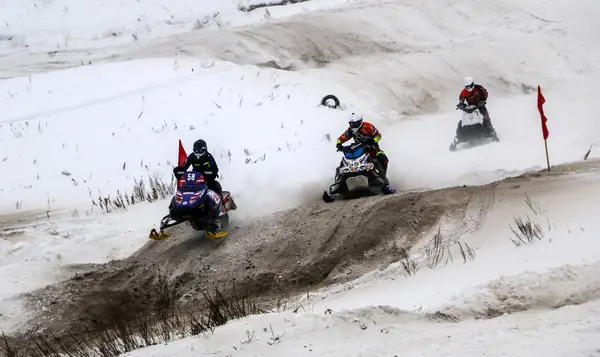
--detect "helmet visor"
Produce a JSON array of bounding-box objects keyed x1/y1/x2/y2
[
  {"x1": 194, "y1": 147, "x2": 207, "y2": 156},
  {"x1": 349, "y1": 120, "x2": 362, "y2": 129}
]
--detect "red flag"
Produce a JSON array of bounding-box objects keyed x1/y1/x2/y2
[
  {"x1": 178, "y1": 139, "x2": 187, "y2": 166},
  {"x1": 537, "y1": 85, "x2": 549, "y2": 140},
  {"x1": 177, "y1": 140, "x2": 187, "y2": 189}
]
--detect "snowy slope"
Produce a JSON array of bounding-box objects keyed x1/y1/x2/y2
[
  {"x1": 0, "y1": 57, "x2": 354, "y2": 214},
  {"x1": 0, "y1": 58, "x2": 355, "y2": 332},
  {"x1": 0, "y1": 0, "x2": 352, "y2": 55},
  {"x1": 121, "y1": 162, "x2": 600, "y2": 356},
  {"x1": 120, "y1": 303, "x2": 600, "y2": 356},
  {"x1": 0, "y1": 55, "x2": 371, "y2": 333},
  {"x1": 1, "y1": 0, "x2": 600, "y2": 353},
  {"x1": 2, "y1": 0, "x2": 599, "y2": 212}
]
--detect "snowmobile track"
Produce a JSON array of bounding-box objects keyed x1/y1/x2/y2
[
  {"x1": 15, "y1": 160, "x2": 600, "y2": 339},
  {"x1": 20, "y1": 184, "x2": 483, "y2": 336}
]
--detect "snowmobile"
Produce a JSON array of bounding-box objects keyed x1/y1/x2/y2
[
  {"x1": 322, "y1": 141, "x2": 389, "y2": 203},
  {"x1": 148, "y1": 166, "x2": 237, "y2": 240},
  {"x1": 449, "y1": 103, "x2": 500, "y2": 151}
]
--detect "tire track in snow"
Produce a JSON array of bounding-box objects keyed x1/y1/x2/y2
[
  {"x1": 320, "y1": 259, "x2": 600, "y2": 324},
  {"x1": 436, "y1": 261, "x2": 600, "y2": 321}
]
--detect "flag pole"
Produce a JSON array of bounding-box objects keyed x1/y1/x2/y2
[
  {"x1": 537, "y1": 85, "x2": 550, "y2": 171},
  {"x1": 177, "y1": 139, "x2": 187, "y2": 189},
  {"x1": 544, "y1": 138, "x2": 550, "y2": 171}
]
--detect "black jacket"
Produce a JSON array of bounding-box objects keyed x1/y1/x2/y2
[{"x1": 182, "y1": 152, "x2": 219, "y2": 181}]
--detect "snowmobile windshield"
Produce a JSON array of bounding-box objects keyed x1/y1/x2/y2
[
  {"x1": 344, "y1": 146, "x2": 364, "y2": 159},
  {"x1": 180, "y1": 184, "x2": 206, "y2": 193}
]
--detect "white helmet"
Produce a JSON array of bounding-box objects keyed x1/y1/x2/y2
[
  {"x1": 348, "y1": 111, "x2": 363, "y2": 131},
  {"x1": 464, "y1": 77, "x2": 475, "y2": 92}
]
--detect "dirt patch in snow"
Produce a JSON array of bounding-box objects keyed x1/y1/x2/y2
[
  {"x1": 18, "y1": 184, "x2": 479, "y2": 336},
  {"x1": 11, "y1": 159, "x2": 600, "y2": 339}
]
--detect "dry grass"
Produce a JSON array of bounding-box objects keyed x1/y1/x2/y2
[
  {"x1": 92, "y1": 173, "x2": 176, "y2": 213},
  {"x1": 583, "y1": 143, "x2": 593, "y2": 160},
  {"x1": 399, "y1": 225, "x2": 479, "y2": 276},
  {"x1": 398, "y1": 225, "x2": 479, "y2": 276},
  {"x1": 424, "y1": 227, "x2": 446, "y2": 269},
  {"x1": 457, "y1": 241, "x2": 476, "y2": 263},
  {"x1": 1, "y1": 271, "x2": 263, "y2": 357},
  {"x1": 509, "y1": 215, "x2": 544, "y2": 247},
  {"x1": 400, "y1": 256, "x2": 420, "y2": 276},
  {"x1": 524, "y1": 194, "x2": 547, "y2": 215},
  {"x1": 509, "y1": 195, "x2": 548, "y2": 247},
  {"x1": 237, "y1": 0, "x2": 310, "y2": 12}
]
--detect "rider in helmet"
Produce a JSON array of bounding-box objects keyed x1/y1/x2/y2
[
  {"x1": 181, "y1": 139, "x2": 224, "y2": 236},
  {"x1": 336, "y1": 111, "x2": 395, "y2": 194},
  {"x1": 457, "y1": 77, "x2": 496, "y2": 135},
  {"x1": 182, "y1": 139, "x2": 223, "y2": 197}
]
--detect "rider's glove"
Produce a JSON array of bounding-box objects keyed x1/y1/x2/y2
[
  {"x1": 204, "y1": 171, "x2": 219, "y2": 180},
  {"x1": 336, "y1": 143, "x2": 343, "y2": 151},
  {"x1": 477, "y1": 101, "x2": 486, "y2": 107},
  {"x1": 456, "y1": 103, "x2": 466, "y2": 110}
]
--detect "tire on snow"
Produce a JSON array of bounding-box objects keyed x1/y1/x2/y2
[{"x1": 321, "y1": 94, "x2": 340, "y2": 109}]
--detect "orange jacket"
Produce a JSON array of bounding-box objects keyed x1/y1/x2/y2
[{"x1": 336, "y1": 122, "x2": 382, "y2": 147}]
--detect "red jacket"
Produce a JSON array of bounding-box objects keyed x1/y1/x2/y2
[
  {"x1": 337, "y1": 122, "x2": 382, "y2": 156},
  {"x1": 459, "y1": 84, "x2": 488, "y2": 105}
]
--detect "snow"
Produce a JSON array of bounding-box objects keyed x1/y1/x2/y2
[
  {"x1": 1, "y1": 0, "x2": 600, "y2": 354},
  {"x1": 119, "y1": 163, "x2": 600, "y2": 357},
  {"x1": 0, "y1": 0, "x2": 353, "y2": 54},
  {"x1": 0, "y1": 57, "x2": 358, "y2": 214},
  {"x1": 304, "y1": 171, "x2": 600, "y2": 312},
  {"x1": 0, "y1": 203, "x2": 165, "y2": 332},
  {"x1": 119, "y1": 303, "x2": 600, "y2": 356}
]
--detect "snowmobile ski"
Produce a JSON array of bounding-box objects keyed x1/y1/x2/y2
[
  {"x1": 206, "y1": 231, "x2": 229, "y2": 239},
  {"x1": 149, "y1": 228, "x2": 172, "y2": 240}
]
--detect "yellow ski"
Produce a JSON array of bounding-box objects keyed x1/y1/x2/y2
[
  {"x1": 149, "y1": 229, "x2": 171, "y2": 240},
  {"x1": 206, "y1": 231, "x2": 229, "y2": 239}
]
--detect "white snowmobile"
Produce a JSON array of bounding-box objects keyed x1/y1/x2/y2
[
  {"x1": 449, "y1": 103, "x2": 499, "y2": 151},
  {"x1": 322, "y1": 141, "x2": 393, "y2": 202}
]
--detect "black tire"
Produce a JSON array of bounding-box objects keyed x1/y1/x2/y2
[{"x1": 321, "y1": 94, "x2": 340, "y2": 109}]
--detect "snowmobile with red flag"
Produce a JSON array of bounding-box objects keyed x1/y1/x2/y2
[
  {"x1": 149, "y1": 140, "x2": 237, "y2": 240},
  {"x1": 148, "y1": 167, "x2": 237, "y2": 240}
]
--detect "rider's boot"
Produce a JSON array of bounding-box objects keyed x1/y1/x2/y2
[
  {"x1": 483, "y1": 117, "x2": 493, "y2": 133},
  {"x1": 483, "y1": 117, "x2": 499, "y2": 141},
  {"x1": 374, "y1": 161, "x2": 389, "y2": 184},
  {"x1": 206, "y1": 218, "x2": 224, "y2": 239},
  {"x1": 381, "y1": 185, "x2": 396, "y2": 194},
  {"x1": 329, "y1": 161, "x2": 345, "y2": 194},
  {"x1": 374, "y1": 160, "x2": 396, "y2": 195},
  {"x1": 455, "y1": 120, "x2": 465, "y2": 143}
]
